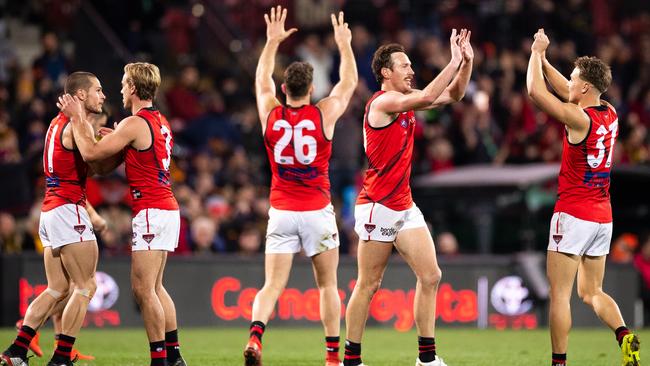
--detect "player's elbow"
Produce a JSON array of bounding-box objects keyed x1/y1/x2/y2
[
  {"x1": 450, "y1": 90, "x2": 465, "y2": 102},
  {"x1": 526, "y1": 87, "x2": 537, "y2": 99}
]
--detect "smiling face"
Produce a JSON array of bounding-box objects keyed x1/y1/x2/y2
[{"x1": 385, "y1": 52, "x2": 415, "y2": 92}]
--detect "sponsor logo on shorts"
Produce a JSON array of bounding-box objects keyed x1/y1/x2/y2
[
  {"x1": 74, "y1": 225, "x2": 86, "y2": 234},
  {"x1": 364, "y1": 223, "x2": 376, "y2": 233},
  {"x1": 395, "y1": 220, "x2": 404, "y2": 230},
  {"x1": 142, "y1": 234, "x2": 155, "y2": 243},
  {"x1": 380, "y1": 227, "x2": 397, "y2": 237},
  {"x1": 552, "y1": 235, "x2": 563, "y2": 244},
  {"x1": 400, "y1": 119, "x2": 408, "y2": 128}
]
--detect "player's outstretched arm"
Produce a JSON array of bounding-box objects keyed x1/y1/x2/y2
[
  {"x1": 316, "y1": 11, "x2": 358, "y2": 139},
  {"x1": 542, "y1": 49, "x2": 570, "y2": 101},
  {"x1": 526, "y1": 29, "x2": 588, "y2": 131},
  {"x1": 256, "y1": 5, "x2": 297, "y2": 130},
  {"x1": 376, "y1": 29, "x2": 463, "y2": 114},
  {"x1": 58, "y1": 94, "x2": 135, "y2": 162},
  {"x1": 429, "y1": 29, "x2": 474, "y2": 108}
]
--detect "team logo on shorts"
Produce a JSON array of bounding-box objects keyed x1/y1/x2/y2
[
  {"x1": 142, "y1": 233, "x2": 155, "y2": 243},
  {"x1": 73, "y1": 225, "x2": 86, "y2": 234},
  {"x1": 552, "y1": 234, "x2": 563, "y2": 244},
  {"x1": 364, "y1": 223, "x2": 376, "y2": 233}
]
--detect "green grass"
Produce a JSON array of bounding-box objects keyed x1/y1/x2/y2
[{"x1": 1, "y1": 327, "x2": 646, "y2": 365}]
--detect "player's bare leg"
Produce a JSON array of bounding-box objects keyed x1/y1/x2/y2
[
  {"x1": 2, "y1": 248, "x2": 69, "y2": 366},
  {"x1": 155, "y1": 253, "x2": 186, "y2": 366},
  {"x1": 132, "y1": 250, "x2": 167, "y2": 366},
  {"x1": 395, "y1": 227, "x2": 444, "y2": 365},
  {"x1": 245, "y1": 253, "x2": 294, "y2": 365},
  {"x1": 50, "y1": 287, "x2": 95, "y2": 361},
  {"x1": 344, "y1": 240, "x2": 392, "y2": 366},
  {"x1": 311, "y1": 248, "x2": 341, "y2": 365},
  {"x1": 547, "y1": 251, "x2": 579, "y2": 361},
  {"x1": 577, "y1": 255, "x2": 640, "y2": 365},
  {"x1": 46, "y1": 241, "x2": 98, "y2": 365}
]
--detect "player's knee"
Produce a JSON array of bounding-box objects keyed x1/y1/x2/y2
[
  {"x1": 44, "y1": 286, "x2": 68, "y2": 300},
  {"x1": 358, "y1": 277, "x2": 382, "y2": 295},
  {"x1": 417, "y1": 267, "x2": 442, "y2": 289},
  {"x1": 131, "y1": 282, "x2": 150, "y2": 301},
  {"x1": 577, "y1": 287, "x2": 598, "y2": 307},
  {"x1": 75, "y1": 278, "x2": 97, "y2": 299}
]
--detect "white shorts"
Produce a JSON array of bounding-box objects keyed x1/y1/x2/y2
[
  {"x1": 548, "y1": 212, "x2": 612, "y2": 256},
  {"x1": 266, "y1": 204, "x2": 339, "y2": 257},
  {"x1": 131, "y1": 208, "x2": 180, "y2": 252},
  {"x1": 39, "y1": 204, "x2": 97, "y2": 249},
  {"x1": 354, "y1": 202, "x2": 427, "y2": 242}
]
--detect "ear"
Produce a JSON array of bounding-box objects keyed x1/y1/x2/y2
[
  {"x1": 281, "y1": 83, "x2": 287, "y2": 96},
  {"x1": 581, "y1": 83, "x2": 591, "y2": 95},
  {"x1": 381, "y1": 67, "x2": 391, "y2": 80},
  {"x1": 76, "y1": 89, "x2": 87, "y2": 101},
  {"x1": 309, "y1": 84, "x2": 314, "y2": 95}
]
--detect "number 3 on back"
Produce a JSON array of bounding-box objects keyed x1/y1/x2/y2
[{"x1": 587, "y1": 121, "x2": 618, "y2": 169}]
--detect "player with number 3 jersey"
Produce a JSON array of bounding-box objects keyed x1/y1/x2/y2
[
  {"x1": 58, "y1": 63, "x2": 186, "y2": 366},
  {"x1": 244, "y1": 6, "x2": 357, "y2": 366},
  {"x1": 527, "y1": 29, "x2": 639, "y2": 366}
]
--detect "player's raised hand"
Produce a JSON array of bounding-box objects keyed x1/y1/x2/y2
[
  {"x1": 449, "y1": 29, "x2": 463, "y2": 65},
  {"x1": 264, "y1": 5, "x2": 297, "y2": 44},
  {"x1": 531, "y1": 28, "x2": 549, "y2": 54},
  {"x1": 331, "y1": 11, "x2": 351, "y2": 47},
  {"x1": 57, "y1": 94, "x2": 85, "y2": 119},
  {"x1": 460, "y1": 29, "x2": 473, "y2": 62}
]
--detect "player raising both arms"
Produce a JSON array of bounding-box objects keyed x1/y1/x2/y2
[
  {"x1": 57, "y1": 63, "x2": 186, "y2": 366},
  {"x1": 244, "y1": 5, "x2": 357, "y2": 366},
  {"x1": 527, "y1": 29, "x2": 640, "y2": 366},
  {"x1": 344, "y1": 30, "x2": 473, "y2": 366}
]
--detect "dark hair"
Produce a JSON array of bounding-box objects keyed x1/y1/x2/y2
[
  {"x1": 372, "y1": 43, "x2": 406, "y2": 85},
  {"x1": 574, "y1": 56, "x2": 612, "y2": 94},
  {"x1": 284, "y1": 62, "x2": 313, "y2": 98},
  {"x1": 64, "y1": 71, "x2": 97, "y2": 94}
]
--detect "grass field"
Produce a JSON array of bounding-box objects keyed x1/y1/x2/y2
[{"x1": 1, "y1": 327, "x2": 646, "y2": 365}]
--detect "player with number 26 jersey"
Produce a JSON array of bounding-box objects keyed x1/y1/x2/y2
[
  {"x1": 264, "y1": 105, "x2": 331, "y2": 211},
  {"x1": 124, "y1": 107, "x2": 178, "y2": 215},
  {"x1": 555, "y1": 105, "x2": 617, "y2": 223}
]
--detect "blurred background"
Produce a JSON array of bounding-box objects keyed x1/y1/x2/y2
[{"x1": 0, "y1": 0, "x2": 649, "y2": 330}]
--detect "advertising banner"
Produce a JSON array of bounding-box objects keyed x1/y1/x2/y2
[{"x1": 9, "y1": 255, "x2": 637, "y2": 330}]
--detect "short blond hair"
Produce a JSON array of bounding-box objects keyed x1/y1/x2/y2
[{"x1": 124, "y1": 62, "x2": 161, "y2": 101}]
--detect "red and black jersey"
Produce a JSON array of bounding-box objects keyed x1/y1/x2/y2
[
  {"x1": 357, "y1": 91, "x2": 416, "y2": 211},
  {"x1": 555, "y1": 104, "x2": 618, "y2": 223},
  {"x1": 124, "y1": 107, "x2": 178, "y2": 215},
  {"x1": 42, "y1": 112, "x2": 88, "y2": 211},
  {"x1": 264, "y1": 104, "x2": 332, "y2": 211}
]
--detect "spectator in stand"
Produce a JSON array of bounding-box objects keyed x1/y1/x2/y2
[
  {"x1": 165, "y1": 65, "x2": 204, "y2": 126},
  {"x1": 32, "y1": 31, "x2": 70, "y2": 88}
]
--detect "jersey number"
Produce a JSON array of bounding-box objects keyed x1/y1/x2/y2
[
  {"x1": 587, "y1": 121, "x2": 618, "y2": 169},
  {"x1": 44, "y1": 124, "x2": 59, "y2": 173},
  {"x1": 160, "y1": 125, "x2": 172, "y2": 171},
  {"x1": 273, "y1": 119, "x2": 317, "y2": 165}
]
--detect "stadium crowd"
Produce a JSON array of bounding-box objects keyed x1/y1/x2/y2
[{"x1": 0, "y1": 0, "x2": 649, "y2": 257}]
